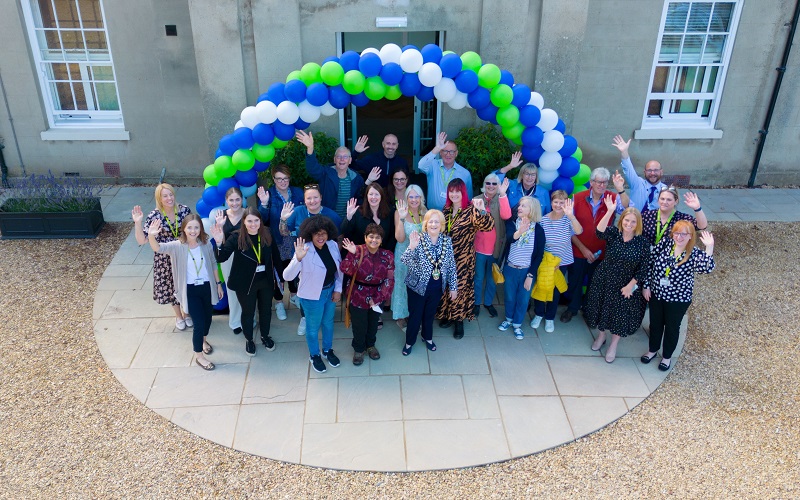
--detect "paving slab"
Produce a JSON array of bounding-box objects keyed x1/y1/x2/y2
[
  {"x1": 302, "y1": 421, "x2": 406, "y2": 471},
  {"x1": 485, "y1": 336, "x2": 557, "y2": 396},
  {"x1": 562, "y1": 396, "x2": 630, "y2": 438},
  {"x1": 405, "y1": 419, "x2": 509, "y2": 471},
  {"x1": 171, "y1": 405, "x2": 240, "y2": 448},
  {"x1": 401, "y1": 375, "x2": 468, "y2": 420},
  {"x1": 146, "y1": 363, "x2": 248, "y2": 408},
  {"x1": 337, "y1": 376, "x2": 401, "y2": 422},
  {"x1": 462, "y1": 374, "x2": 501, "y2": 419},
  {"x1": 498, "y1": 396, "x2": 574, "y2": 457},
  {"x1": 233, "y1": 402, "x2": 304, "y2": 463},
  {"x1": 94, "y1": 318, "x2": 151, "y2": 369}
]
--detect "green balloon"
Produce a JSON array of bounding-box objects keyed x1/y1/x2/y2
[
  {"x1": 286, "y1": 70, "x2": 301, "y2": 82},
  {"x1": 501, "y1": 122, "x2": 525, "y2": 141},
  {"x1": 572, "y1": 185, "x2": 588, "y2": 196},
  {"x1": 272, "y1": 138, "x2": 289, "y2": 149},
  {"x1": 320, "y1": 61, "x2": 344, "y2": 86},
  {"x1": 385, "y1": 85, "x2": 402, "y2": 100},
  {"x1": 299, "y1": 62, "x2": 322, "y2": 85},
  {"x1": 510, "y1": 136, "x2": 523, "y2": 146},
  {"x1": 573, "y1": 163, "x2": 591, "y2": 185},
  {"x1": 252, "y1": 143, "x2": 275, "y2": 163},
  {"x1": 443, "y1": 50, "x2": 455, "y2": 56},
  {"x1": 363, "y1": 76, "x2": 387, "y2": 100},
  {"x1": 203, "y1": 164, "x2": 220, "y2": 186},
  {"x1": 490, "y1": 84, "x2": 514, "y2": 108},
  {"x1": 496, "y1": 104, "x2": 520, "y2": 128},
  {"x1": 460, "y1": 51, "x2": 482, "y2": 72},
  {"x1": 478, "y1": 63, "x2": 501, "y2": 89},
  {"x1": 214, "y1": 155, "x2": 235, "y2": 178},
  {"x1": 572, "y1": 147, "x2": 583, "y2": 163},
  {"x1": 232, "y1": 149, "x2": 255, "y2": 172},
  {"x1": 342, "y1": 70, "x2": 366, "y2": 95},
  {"x1": 205, "y1": 182, "x2": 211, "y2": 189}
]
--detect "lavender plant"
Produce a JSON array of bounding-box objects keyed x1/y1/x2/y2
[{"x1": 0, "y1": 171, "x2": 103, "y2": 213}]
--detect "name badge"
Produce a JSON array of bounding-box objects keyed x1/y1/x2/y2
[
  {"x1": 194, "y1": 278, "x2": 205, "y2": 286},
  {"x1": 256, "y1": 264, "x2": 266, "y2": 273},
  {"x1": 440, "y1": 191, "x2": 446, "y2": 202},
  {"x1": 659, "y1": 278, "x2": 671, "y2": 287}
]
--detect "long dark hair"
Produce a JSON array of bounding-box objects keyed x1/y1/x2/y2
[
  {"x1": 386, "y1": 167, "x2": 410, "y2": 203},
  {"x1": 237, "y1": 206, "x2": 272, "y2": 251},
  {"x1": 360, "y1": 184, "x2": 391, "y2": 219}
]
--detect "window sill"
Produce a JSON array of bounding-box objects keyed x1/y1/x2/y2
[
  {"x1": 634, "y1": 128, "x2": 723, "y2": 140},
  {"x1": 40, "y1": 128, "x2": 131, "y2": 141}
]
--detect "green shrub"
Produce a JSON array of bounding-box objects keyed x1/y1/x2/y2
[
  {"x1": 259, "y1": 132, "x2": 340, "y2": 188},
  {"x1": 454, "y1": 124, "x2": 516, "y2": 195}
]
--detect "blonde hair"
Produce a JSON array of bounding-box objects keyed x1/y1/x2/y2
[
  {"x1": 405, "y1": 184, "x2": 428, "y2": 213},
  {"x1": 671, "y1": 220, "x2": 696, "y2": 266},
  {"x1": 518, "y1": 196, "x2": 542, "y2": 223},
  {"x1": 617, "y1": 207, "x2": 643, "y2": 236},
  {"x1": 550, "y1": 189, "x2": 569, "y2": 202},
  {"x1": 516, "y1": 163, "x2": 538, "y2": 183},
  {"x1": 154, "y1": 183, "x2": 176, "y2": 213},
  {"x1": 659, "y1": 185, "x2": 680, "y2": 202},
  {"x1": 423, "y1": 209, "x2": 444, "y2": 232}
]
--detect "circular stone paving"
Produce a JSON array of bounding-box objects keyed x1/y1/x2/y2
[{"x1": 94, "y1": 235, "x2": 679, "y2": 471}]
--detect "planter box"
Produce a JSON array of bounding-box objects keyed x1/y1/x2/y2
[{"x1": 0, "y1": 198, "x2": 105, "y2": 239}]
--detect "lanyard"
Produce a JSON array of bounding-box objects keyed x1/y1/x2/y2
[
  {"x1": 655, "y1": 210, "x2": 675, "y2": 245},
  {"x1": 189, "y1": 247, "x2": 204, "y2": 275},
  {"x1": 409, "y1": 210, "x2": 422, "y2": 226},
  {"x1": 161, "y1": 209, "x2": 179, "y2": 239},
  {"x1": 447, "y1": 209, "x2": 460, "y2": 234},
  {"x1": 251, "y1": 235, "x2": 262, "y2": 263},
  {"x1": 665, "y1": 243, "x2": 685, "y2": 277},
  {"x1": 440, "y1": 165, "x2": 455, "y2": 191}
]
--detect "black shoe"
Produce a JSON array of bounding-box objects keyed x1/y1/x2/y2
[
  {"x1": 245, "y1": 340, "x2": 256, "y2": 356},
  {"x1": 453, "y1": 321, "x2": 464, "y2": 339},
  {"x1": 485, "y1": 305, "x2": 498, "y2": 317},
  {"x1": 261, "y1": 336, "x2": 276, "y2": 352},
  {"x1": 310, "y1": 355, "x2": 326, "y2": 373},
  {"x1": 658, "y1": 359, "x2": 671, "y2": 371},
  {"x1": 560, "y1": 310, "x2": 575, "y2": 323},
  {"x1": 440, "y1": 320, "x2": 453, "y2": 328},
  {"x1": 473, "y1": 305, "x2": 481, "y2": 317},
  {"x1": 641, "y1": 352, "x2": 658, "y2": 364},
  {"x1": 323, "y1": 349, "x2": 340, "y2": 367},
  {"x1": 233, "y1": 327, "x2": 243, "y2": 335}
]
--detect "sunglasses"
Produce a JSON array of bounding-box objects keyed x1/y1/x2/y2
[
  {"x1": 485, "y1": 182, "x2": 498, "y2": 186},
  {"x1": 334, "y1": 155, "x2": 351, "y2": 160},
  {"x1": 304, "y1": 184, "x2": 320, "y2": 191}
]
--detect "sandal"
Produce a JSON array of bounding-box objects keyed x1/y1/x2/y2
[
  {"x1": 402, "y1": 344, "x2": 412, "y2": 356},
  {"x1": 203, "y1": 341, "x2": 213, "y2": 355},
  {"x1": 425, "y1": 340, "x2": 437, "y2": 352},
  {"x1": 195, "y1": 358, "x2": 215, "y2": 371}
]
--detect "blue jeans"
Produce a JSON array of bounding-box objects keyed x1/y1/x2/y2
[
  {"x1": 503, "y1": 265, "x2": 532, "y2": 327},
  {"x1": 474, "y1": 253, "x2": 496, "y2": 306},
  {"x1": 299, "y1": 284, "x2": 335, "y2": 357}
]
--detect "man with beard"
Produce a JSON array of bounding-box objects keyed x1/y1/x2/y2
[
  {"x1": 352, "y1": 133, "x2": 408, "y2": 189},
  {"x1": 612, "y1": 134, "x2": 668, "y2": 212}
]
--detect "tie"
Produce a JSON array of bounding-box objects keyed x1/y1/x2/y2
[{"x1": 648, "y1": 186, "x2": 657, "y2": 207}]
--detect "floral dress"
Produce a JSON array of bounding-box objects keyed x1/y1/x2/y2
[
  {"x1": 144, "y1": 204, "x2": 191, "y2": 305},
  {"x1": 392, "y1": 217, "x2": 422, "y2": 319}
]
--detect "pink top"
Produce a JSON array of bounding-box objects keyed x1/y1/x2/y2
[{"x1": 475, "y1": 194, "x2": 511, "y2": 255}]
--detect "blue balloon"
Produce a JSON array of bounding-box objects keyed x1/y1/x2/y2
[
  {"x1": 380, "y1": 62, "x2": 404, "y2": 86},
  {"x1": 253, "y1": 160, "x2": 270, "y2": 173},
  {"x1": 266, "y1": 82, "x2": 287, "y2": 105},
  {"x1": 328, "y1": 85, "x2": 351, "y2": 109},
  {"x1": 454, "y1": 70, "x2": 479, "y2": 94},
  {"x1": 294, "y1": 118, "x2": 310, "y2": 130},
  {"x1": 234, "y1": 168, "x2": 258, "y2": 186},
  {"x1": 521, "y1": 145, "x2": 545, "y2": 162},
  {"x1": 555, "y1": 119, "x2": 566, "y2": 133},
  {"x1": 196, "y1": 199, "x2": 211, "y2": 218},
  {"x1": 351, "y1": 92, "x2": 370, "y2": 107},
  {"x1": 256, "y1": 92, "x2": 270, "y2": 103},
  {"x1": 233, "y1": 127, "x2": 255, "y2": 150},
  {"x1": 417, "y1": 85, "x2": 435, "y2": 102},
  {"x1": 440, "y1": 53, "x2": 462, "y2": 78},
  {"x1": 252, "y1": 123, "x2": 275, "y2": 145},
  {"x1": 339, "y1": 51, "x2": 360, "y2": 72},
  {"x1": 558, "y1": 157, "x2": 580, "y2": 178},
  {"x1": 214, "y1": 148, "x2": 224, "y2": 159},
  {"x1": 559, "y1": 135, "x2": 579, "y2": 157},
  {"x1": 551, "y1": 176, "x2": 574, "y2": 194},
  {"x1": 241, "y1": 183, "x2": 257, "y2": 198},
  {"x1": 217, "y1": 177, "x2": 239, "y2": 197},
  {"x1": 284, "y1": 79, "x2": 307, "y2": 103},
  {"x1": 521, "y1": 126, "x2": 544, "y2": 147},
  {"x1": 322, "y1": 56, "x2": 339, "y2": 64},
  {"x1": 399, "y1": 73, "x2": 422, "y2": 97},
  {"x1": 511, "y1": 84, "x2": 532, "y2": 108},
  {"x1": 499, "y1": 70, "x2": 515, "y2": 86},
  {"x1": 467, "y1": 87, "x2": 491, "y2": 109},
  {"x1": 219, "y1": 134, "x2": 237, "y2": 156},
  {"x1": 272, "y1": 120, "x2": 295, "y2": 141},
  {"x1": 306, "y1": 82, "x2": 329, "y2": 106},
  {"x1": 519, "y1": 105, "x2": 542, "y2": 127},
  {"x1": 420, "y1": 44, "x2": 443, "y2": 64},
  {"x1": 476, "y1": 104, "x2": 498, "y2": 123},
  {"x1": 402, "y1": 44, "x2": 419, "y2": 51},
  {"x1": 358, "y1": 53, "x2": 382, "y2": 78},
  {"x1": 202, "y1": 186, "x2": 225, "y2": 208}
]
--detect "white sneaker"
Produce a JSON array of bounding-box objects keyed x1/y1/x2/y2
[
  {"x1": 545, "y1": 320, "x2": 555, "y2": 332},
  {"x1": 184, "y1": 316, "x2": 193, "y2": 328},
  {"x1": 297, "y1": 317, "x2": 306, "y2": 335},
  {"x1": 290, "y1": 294, "x2": 301, "y2": 309},
  {"x1": 175, "y1": 318, "x2": 186, "y2": 331},
  {"x1": 275, "y1": 302, "x2": 287, "y2": 320},
  {"x1": 530, "y1": 315, "x2": 543, "y2": 329}
]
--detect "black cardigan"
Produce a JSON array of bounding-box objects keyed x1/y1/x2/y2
[{"x1": 216, "y1": 232, "x2": 282, "y2": 295}]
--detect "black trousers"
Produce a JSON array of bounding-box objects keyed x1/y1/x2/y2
[
  {"x1": 349, "y1": 304, "x2": 379, "y2": 353},
  {"x1": 186, "y1": 283, "x2": 213, "y2": 352},
  {"x1": 566, "y1": 257, "x2": 601, "y2": 314},
  {"x1": 405, "y1": 278, "x2": 443, "y2": 346},
  {"x1": 236, "y1": 284, "x2": 273, "y2": 342},
  {"x1": 648, "y1": 297, "x2": 691, "y2": 359}
]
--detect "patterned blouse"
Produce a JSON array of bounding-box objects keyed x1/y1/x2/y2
[
  {"x1": 642, "y1": 209, "x2": 700, "y2": 246},
  {"x1": 340, "y1": 246, "x2": 395, "y2": 309},
  {"x1": 401, "y1": 233, "x2": 457, "y2": 296},
  {"x1": 644, "y1": 236, "x2": 715, "y2": 302}
]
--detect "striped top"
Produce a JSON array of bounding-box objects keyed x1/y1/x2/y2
[
  {"x1": 508, "y1": 220, "x2": 540, "y2": 267},
  {"x1": 540, "y1": 215, "x2": 575, "y2": 266}
]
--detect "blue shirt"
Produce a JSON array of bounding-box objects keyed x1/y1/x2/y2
[
  {"x1": 418, "y1": 152, "x2": 473, "y2": 210},
  {"x1": 620, "y1": 157, "x2": 667, "y2": 212},
  {"x1": 284, "y1": 206, "x2": 343, "y2": 236},
  {"x1": 494, "y1": 172, "x2": 552, "y2": 216}
]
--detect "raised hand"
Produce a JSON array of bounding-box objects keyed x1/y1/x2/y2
[
  {"x1": 507, "y1": 151, "x2": 523, "y2": 170},
  {"x1": 472, "y1": 197, "x2": 486, "y2": 212},
  {"x1": 147, "y1": 219, "x2": 161, "y2": 236},
  {"x1": 563, "y1": 198, "x2": 574, "y2": 217},
  {"x1": 209, "y1": 221, "x2": 224, "y2": 243},
  {"x1": 295, "y1": 130, "x2": 314, "y2": 153},
  {"x1": 684, "y1": 191, "x2": 701, "y2": 210},
  {"x1": 396, "y1": 199, "x2": 408, "y2": 220},
  {"x1": 257, "y1": 186, "x2": 269, "y2": 206},
  {"x1": 346, "y1": 198, "x2": 360, "y2": 220},
  {"x1": 280, "y1": 201, "x2": 295, "y2": 221},
  {"x1": 603, "y1": 193, "x2": 616, "y2": 212},
  {"x1": 214, "y1": 209, "x2": 227, "y2": 228},
  {"x1": 294, "y1": 237, "x2": 308, "y2": 260},
  {"x1": 611, "y1": 135, "x2": 631, "y2": 157},
  {"x1": 519, "y1": 215, "x2": 531, "y2": 232},
  {"x1": 408, "y1": 230, "x2": 420, "y2": 250},
  {"x1": 435, "y1": 131, "x2": 448, "y2": 150},
  {"x1": 612, "y1": 170, "x2": 626, "y2": 193},
  {"x1": 355, "y1": 135, "x2": 369, "y2": 153},
  {"x1": 499, "y1": 177, "x2": 510, "y2": 196},
  {"x1": 342, "y1": 237, "x2": 358, "y2": 254},
  {"x1": 699, "y1": 230, "x2": 714, "y2": 255},
  {"x1": 131, "y1": 205, "x2": 143, "y2": 223},
  {"x1": 367, "y1": 167, "x2": 381, "y2": 184}
]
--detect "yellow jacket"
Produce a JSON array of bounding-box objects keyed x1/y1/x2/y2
[{"x1": 531, "y1": 252, "x2": 568, "y2": 301}]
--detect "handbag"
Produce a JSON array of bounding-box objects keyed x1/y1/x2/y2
[
  {"x1": 492, "y1": 262, "x2": 505, "y2": 284},
  {"x1": 343, "y1": 247, "x2": 365, "y2": 328}
]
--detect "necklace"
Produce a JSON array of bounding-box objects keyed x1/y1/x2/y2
[
  {"x1": 421, "y1": 236, "x2": 444, "y2": 280},
  {"x1": 522, "y1": 185, "x2": 536, "y2": 197}
]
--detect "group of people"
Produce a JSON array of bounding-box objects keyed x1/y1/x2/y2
[{"x1": 130, "y1": 131, "x2": 715, "y2": 373}]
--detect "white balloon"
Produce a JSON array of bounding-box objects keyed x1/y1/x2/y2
[
  {"x1": 448, "y1": 91, "x2": 468, "y2": 110},
  {"x1": 255, "y1": 100, "x2": 278, "y2": 124},
  {"x1": 298, "y1": 100, "x2": 321, "y2": 123},
  {"x1": 361, "y1": 47, "x2": 379, "y2": 56},
  {"x1": 541, "y1": 130, "x2": 565, "y2": 152},
  {"x1": 399, "y1": 49, "x2": 424, "y2": 73},
  {"x1": 320, "y1": 102, "x2": 338, "y2": 116},
  {"x1": 234, "y1": 120, "x2": 245, "y2": 130},
  {"x1": 418, "y1": 62, "x2": 443, "y2": 87},
  {"x1": 538, "y1": 181, "x2": 553, "y2": 191},
  {"x1": 537, "y1": 108, "x2": 559, "y2": 131},
  {"x1": 528, "y1": 92, "x2": 544, "y2": 109},
  {"x1": 240, "y1": 106, "x2": 260, "y2": 129},
  {"x1": 210, "y1": 206, "x2": 227, "y2": 220},
  {"x1": 379, "y1": 43, "x2": 403, "y2": 64},
  {"x1": 276, "y1": 101, "x2": 300, "y2": 125},
  {"x1": 538, "y1": 168, "x2": 559, "y2": 184},
  {"x1": 433, "y1": 77, "x2": 457, "y2": 102},
  {"x1": 201, "y1": 217, "x2": 213, "y2": 234},
  {"x1": 538, "y1": 151, "x2": 563, "y2": 171}
]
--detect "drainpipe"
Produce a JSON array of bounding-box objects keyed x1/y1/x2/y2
[
  {"x1": 748, "y1": 0, "x2": 799, "y2": 187},
  {"x1": 0, "y1": 67, "x2": 27, "y2": 182}
]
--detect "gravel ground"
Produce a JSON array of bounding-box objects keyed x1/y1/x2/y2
[{"x1": 0, "y1": 222, "x2": 797, "y2": 498}]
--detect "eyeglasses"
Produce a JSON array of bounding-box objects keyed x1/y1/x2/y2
[
  {"x1": 645, "y1": 169, "x2": 662, "y2": 173},
  {"x1": 523, "y1": 172, "x2": 537, "y2": 177},
  {"x1": 334, "y1": 155, "x2": 351, "y2": 160},
  {"x1": 673, "y1": 232, "x2": 691, "y2": 238},
  {"x1": 485, "y1": 182, "x2": 498, "y2": 185},
  {"x1": 408, "y1": 194, "x2": 421, "y2": 200},
  {"x1": 273, "y1": 176, "x2": 289, "y2": 182},
  {"x1": 393, "y1": 177, "x2": 408, "y2": 183},
  {"x1": 304, "y1": 184, "x2": 320, "y2": 191},
  {"x1": 591, "y1": 179, "x2": 609, "y2": 185},
  {"x1": 441, "y1": 149, "x2": 457, "y2": 155}
]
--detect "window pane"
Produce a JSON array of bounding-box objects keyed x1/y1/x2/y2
[
  {"x1": 60, "y1": 29, "x2": 85, "y2": 50},
  {"x1": 693, "y1": 66, "x2": 706, "y2": 92},
  {"x1": 702, "y1": 99, "x2": 712, "y2": 117},
  {"x1": 680, "y1": 35, "x2": 704, "y2": 64},
  {"x1": 83, "y1": 30, "x2": 106, "y2": 50},
  {"x1": 36, "y1": 29, "x2": 62, "y2": 54},
  {"x1": 94, "y1": 83, "x2": 119, "y2": 110},
  {"x1": 687, "y1": 2, "x2": 712, "y2": 32},
  {"x1": 90, "y1": 65, "x2": 114, "y2": 81},
  {"x1": 711, "y1": 2, "x2": 734, "y2": 31},
  {"x1": 73, "y1": 81, "x2": 88, "y2": 110},
  {"x1": 665, "y1": 3, "x2": 689, "y2": 32},
  {"x1": 704, "y1": 66, "x2": 719, "y2": 92},
  {"x1": 674, "y1": 66, "x2": 698, "y2": 93},
  {"x1": 703, "y1": 34, "x2": 725, "y2": 63},
  {"x1": 68, "y1": 62, "x2": 81, "y2": 80},
  {"x1": 37, "y1": 0, "x2": 58, "y2": 28},
  {"x1": 647, "y1": 100, "x2": 664, "y2": 117},
  {"x1": 652, "y1": 66, "x2": 669, "y2": 92},
  {"x1": 78, "y1": 0, "x2": 103, "y2": 28},
  {"x1": 54, "y1": 0, "x2": 80, "y2": 28},
  {"x1": 671, "y1": 99, "x2": 699, "y2": 113},
  {"x1": 54, "y1": 81, "x2": 75, "y2": 110},
  {"x1": 659, "y1": 35, "x2": 682, "y2": 62}
]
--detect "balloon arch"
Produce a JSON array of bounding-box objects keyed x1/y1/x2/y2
[{"x1": 195, "y1": 43, "x2": 590, "y2": 219}]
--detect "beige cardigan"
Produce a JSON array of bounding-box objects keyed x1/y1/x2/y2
[{"x1": 155, "y1": 240, "x2": 220, "y2": 314}]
